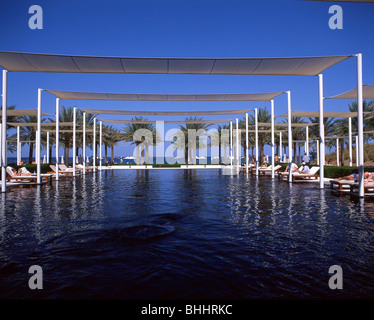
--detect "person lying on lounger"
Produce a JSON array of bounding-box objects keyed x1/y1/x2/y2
[
  {"x1": 297, "y1": 162, "x2": 310, "y2": 174},
  {"x1": 334, "y1": 172, "x2": 374, "y2": 182},
  {"x1": 284, "y1": 162, "x2": 299, "y2": 173},
  {"x1": 17, "y1": 167, "x2": 32, "y2": 176}
]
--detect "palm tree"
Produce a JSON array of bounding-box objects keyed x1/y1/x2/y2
[
  {"x1": 247, "y1": 107, "x2": 271, "y2": 162},
  {"x1": 308, "y1": 116, "x2": 335, "y2": 163},
  {"x1": 333, "y1": 118, "x2": 349, "y2": 166},
  {"x1": 58, "y1": 106, "x2": 74, "y2": 164},
  {"x1": 282, "y1": 117, "x2": 306, "y2": 163},
  {"x1": 18, "y1": 115, "x2": 46, "y2": 163},
  {"x1": 122, "y1": 117, "x2": 157, "y2": 164},
  {"x1": 348, "y1": 100, "x2": 374, "y2": 138},
  {"x1": 172, "y1": 116, "x2": 213, "y2": 164}
]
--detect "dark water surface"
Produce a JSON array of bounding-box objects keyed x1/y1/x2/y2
[{"x1": 0, "y1": 169, "x2": 374, "y2": 299}]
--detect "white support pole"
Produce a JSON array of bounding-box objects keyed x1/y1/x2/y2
[
  {"x1": 46, "y1": 131, "x2": 50, "y2": 163},
  {"x1": 318, "y1": 75, "x2": 324, "y2": 189},
  {"x1": 230, "y1": 121, "x2": 233, "y2": 168},
  {"x1": 245, "y1": 113, "x2": 249, "y2": 173},
  {"x1": 0, "y1": 124, "x2": 2, "y2": 173},
  {"x1": 93, "y1": 118, "x2": 96, "y2": 171},
  {"x1": 99, "y1": 120, "x2": 102, "y2": 170},
  {"x1": 37, "y1": 88, "x2": 42, "y2": 185},
  {"x1": 83, "y1": 112, "x2": 86, "y2": 175},
  {"x1": 349, "y1": 117, "x2": 352, "y2": 167},
  {"x1": 287, "y1": 91, "x2": 292, "y2": 183},
  {"x1": 236, "y1": 118, "x2": 239, "y2": 170},
  {"x1": 356, "y1": 136, "x2": 359, "y2": 166},
  {"x1": 255, "y1": 108, "x2": 259, "y2": 176},
  {"x1": 317, "y1": 139, "x2": 319, "y2": 165},
  {"x1": 271, "y1": 99, "x2": 275, "y2": 178},
  {"x1": 279, "y1": 132, "x2": 282, "y2": 162},
  {"x1": 356, "y1": 53, "x2": 364, "y2": 198},
  {"x1": 17, "y1": 126, "x2": 21, "y2": 165},
  {"x1": 72, "y1": 106, "x2": 76, "y2": 177},
  {"x1": 1, "y1": 70, "x2": 7, "y2": 192},
  {"x1": 306, "y1": 126, "x2": 309, "y2": 157},
  {"x1": 55, "y1": 98, "x2": 59, "y2": 180},
  {"x1": 336, "y1": 138, "x2": 339, "y2": 167}
]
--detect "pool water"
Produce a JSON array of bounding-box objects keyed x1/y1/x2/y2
[{"x1": 0, "y1": 169, "x2": 373, "y2": 299}]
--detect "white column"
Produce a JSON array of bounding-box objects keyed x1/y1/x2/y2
[
  {"x1": 83, "y1": 112, "x2": 86, "y2": 175},
  {"x1": 0, "y1": 124, "x2": 2, "y2": 174},
  {"x1": 37, "y1": 88, "x2": 42, "y2": 185},
  {"x1": 230, "y1": 121, "x2": 233, "y2": 168},
  {"x1": 356, "y1": 136, "x2": 359, "y2": 166},
  {"x1": 93, "y1": 118, "x2": 96, "y2": 171},
  {"x1": 271, "y1": 99, "x2": 275, "y2": 178},
  {"x1": 349, "y1": 117, "x2": 352, "y2": 167},
  {"x1": 279, "y1": 132, "x2": 282, "y2": 162},
  {"x1": 287, "y1": 91, "x2": 292, "y2": 183},
  {"x1": 317, "y1": 139, "x2": 319, "y2": 165},
  {"x1": 236, "y1": 118, "x2": 239, "y2": 170},
  {"x1": 55, "y1": 98, "x2": 60, "y2": 181},
  {"x1": 1, "y1": 70, "x2": 7, "y2": 192},
  {"x1": 245, "y1": 113, "x2": 249, "y2": 172},
  {"x1": 306, "y1": 126, "x2": 309, "y2": 156},
  {"x1": 17, "y1": 126, "x2": 21, "y2": 165},
  {"x1": 255, "y1": 108, "x2": 259, "y2": 176},
  {"x1": 356, "y1": 53, "x2": 364, "y2": 197},
  {"x1": 46, "y1": 131, "x2": 50, "y2": 163},
  {"x1": 72, "y1": 106, "x2": 76, "y2": 177},
  {"x1": 99, "y1": 120, "x2": 102, "y2": 170},
  {"x1": 336, "y1": 138, "x2": 339, "y2": 166},
  {"x1": 318, "y1": 75, "x2": 325, "y2": 189}
]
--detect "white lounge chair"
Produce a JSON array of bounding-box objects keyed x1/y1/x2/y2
[
  {"x1": 6, "y1": 166, "x2": 52, "y2": 183},
  {"x1": 291, "y1": 167, "x2": 320, "y2": 181},
  {"x1": 258, "y1": 165, "x2": 282, "y2": 175}
]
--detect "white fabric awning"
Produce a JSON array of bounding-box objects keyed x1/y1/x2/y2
[
  {"x1": 99, "y1": 118, "x2": 233, "y2": 124},
  {"x1": 7, "y1": 122, "x2": 74, "y2": 127},
  {"x1": 276, "y1": 111, "x2": 367, "y2": 118},
  {"x1": 46, "y1": 90, "x2": 284, "y2": 101},
  {"x1": 0, "y1": 109, "x2": 52, "y2": 116},
  {"x1": 256, "y1": 122, "x2": 318, "y2": 127},
  {"x1": 248, "y1": 129, "x2": 286, "y2": 133},
  {"x1": 326, "y1": 85, "x2": 374, "y2": 99},
  {"x1": 79, "y1": 108, "x2": 252, "y2": 115},
  {"x1": 0, "y1": 51, "x2": 352, "y2": 76}
]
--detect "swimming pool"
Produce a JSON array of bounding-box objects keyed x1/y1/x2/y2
[{"x1": 0, "y1": 169, "x2": 373, "y2": 299}]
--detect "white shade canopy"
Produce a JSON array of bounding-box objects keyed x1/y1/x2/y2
[
  {"x1": 46, "y1": 89, "x2": 284, "y2": 101},
  {"x1": 326, "y1": 85, "x2": 374, "y2": 99},
  {"x1": 7, "y1": 122, "x2": 74, "y2": 127},
  {"x1": 276, "y1": 111, "x2": 367, "y2": 118},
  {"x1": 0, "y1": 109, "x2": 51, "y2": 117},
  {"x1": 0, "y1": 51, "x2": 352, "y2": 76},
  {"x1": 79, "y1": 108, "x2": 252, "y2": 115},
  {"x1": 256, "y1": 122, "x2": 318, "y2": 127},
  {"x1": 99, "y1": 118, "x2": 233, "y2": 124}
]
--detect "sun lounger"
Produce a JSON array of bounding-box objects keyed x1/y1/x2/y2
[
  {"x1": 278, "y1": 167, "x2": 319, "y2": 181},
  {"x1": 76, "y1": 164, "x2": 94, "y2": 172},
  {"x1": 330, "y1": 180, "x2": 355, "y2": 190},
  {"x1": 50, "y1": 164, "x2": 74, "y2": 176},
  {"x1": 290, "y1": 167, "x2": 320, "y2": 181},
  {"x1": 258, "y1": 165, "x2": 282, "y2": 175},
  {"x1": 6, "y1": 167, "x2": 52, "y2": 183},
  {"x1": 349, "y1": 182, "x2": 374, "y2": 194}
]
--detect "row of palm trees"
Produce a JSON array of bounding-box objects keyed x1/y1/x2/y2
[
  {"x1": 3, "y1": 106, "x2": 125, "y2": 164},
  {"x1": 2, "y1": 100, "x2": 373, "y2": 165}
]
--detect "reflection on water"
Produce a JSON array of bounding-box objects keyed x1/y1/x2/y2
[{"x1": 0, "y1": 169, "x2": 374, "y2": 299}]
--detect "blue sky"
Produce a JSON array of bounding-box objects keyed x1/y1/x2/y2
[{"x1": 1, "y1": 0, "x2": 373, "y2": 158}]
